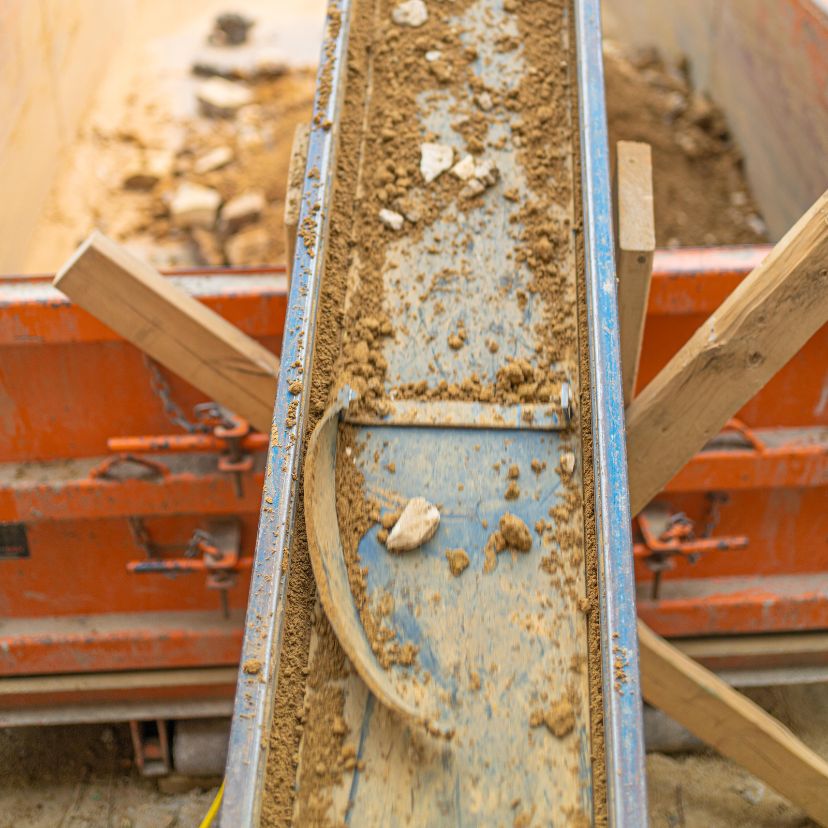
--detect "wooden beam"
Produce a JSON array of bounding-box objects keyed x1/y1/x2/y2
[
  {"x1": 627, "y1": 189, "x2": 828, "y2": 515},
  {"x1": 54, "y1": 231, "x2": 279, "y2": 433},
  {"x1": 638, "y1": 621, "x2": 828, "y2": 825},
  {"x1": 613, "y1": 140, "x2": 655, "y2": 404},
  {"x1": 284, "y1": 122, "x2": 311, "y2": 286}
]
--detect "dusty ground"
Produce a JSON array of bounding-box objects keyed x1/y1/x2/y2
[
  {"x1": 0, "y1": 724, "x2": 217, "y2": 828},
  {"x1": 2, "y1": 5, "x2": 817, "y2": 827}
]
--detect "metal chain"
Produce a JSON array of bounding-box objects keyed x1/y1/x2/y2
[{"x1": 143, "y1": 355, "x2": 207, "y2": 434}]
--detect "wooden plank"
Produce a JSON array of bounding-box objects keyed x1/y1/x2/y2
[
  {"x1": 613, "y1": 140, "x2": 655, "y2": 404},
  {"x1": 283, "y1": 122, "x2": 310, "y2": 286},
  {"x1": 638, "y1": 621, "x2": 828, "y2": 825},
  {"x1": 54, "y1": 231, "x2": 279, "y2": 433},
  {"x1": 626, "y1": 189, "x2": 828, "y2": 515}
]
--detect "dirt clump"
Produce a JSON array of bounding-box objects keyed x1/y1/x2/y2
[
  {"x1": 499, "y1": 513, "x2": 532, "y2": 552},
  {"x1": 604, "y1": 43, "x2": 769, "y2": 247},
  {"x1": 530, "y1": 699, "x2": 576, "y2": 738},
  {"x1": 445, "y1": 547, "x2": 470, "y2": 576}
]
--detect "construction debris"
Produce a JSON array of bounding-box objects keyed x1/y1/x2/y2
[
  {"x1": 168, "y1": 183, "x2": 222, "y2": 228},
  {"x1": 385, "y1": 497, "x2": 440, "y2": 552},
  {"x1": 196, "y1": 77, "x2": 254, "y2": 118},
  {"x1": 420, "y1": 142, "x2": 454, "y2": 183},
  {"x1": 221, "y1": 191, "x2": 266, "y2": 234},
  {"x1": 378, "y1": 208, "x2": 405, "y2": 231}
]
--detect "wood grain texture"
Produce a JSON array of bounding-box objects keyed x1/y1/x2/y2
[
  {"x1": 627, "y1": 189, "x2": 828, "y2": 515},
  {"x1": 639, "y1": 621, "x2": 828, "y2": 825},
  {"x1": 284, "y1": 122, "x2": 311, "y2": 283},
  {"x1": 54, "y1": 231, "x2": 279, "y2": 432},
  {"x1": 613, "y1": 140, "x2": 655, "y2": 403}
]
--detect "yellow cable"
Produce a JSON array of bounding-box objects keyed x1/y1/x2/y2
[{"x1": 199, "y1": 779, "x2": 225, "y2": 828}]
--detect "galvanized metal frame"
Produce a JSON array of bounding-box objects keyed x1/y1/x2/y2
[
  {"x1": 223, "y1": 0, "x2": 647, "y2": 823},
  {"x1": 222, "y1": 2, "x2": 352, "y2": 823},
  {"x1": 575, "y1": 0, "x2": 648, "y2": 822}
]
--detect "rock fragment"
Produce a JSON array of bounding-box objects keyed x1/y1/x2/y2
[
  {"x1": 475, "y1": 91, "x2": 494, "y2": 111},
  {"x1": 122, "y1": 150, "x2": 174, "y2": 191},
  {"x1": 221, "y1": 190, "x2": 266, "y2": 233},
  {"x1": 425, "y1": 50, "x2": 442, "y2": 62},
  {"x1": 226, "y1": 225, "x2": 269, "y2": 265},
  {"x1": 420, "y1": 143, "x2": 454, "y2": 183},
  {"x1": 168, "y1": 183, "x2": 222, "y2": 228},
  {"x1": 385, "y1": 497, "x2": 440, "y2": 552},
  {"x1": 499, "y1": 513, "x2": 532, "y2": 552},
  {"x1": 391, "y1": 0, "x2": 428, "y2": 27},
  {"x1": 450, "y1": 154, "x2": 476, "y2": 181},
  {"x1": 379, "y1": 208, "x2": 405, "y2": 231},
  {"x1": 196, "y1": 77, "x2": 254, "y2": 118},
  {"x1": 209, "y1": 12, "x2": 255, "y2": 46},
  {"x1": 194, "y1": 146, "x2": 234, "y2": 174},
  {"x1": 445, "y1": 548, "x2": 470, "y2": 576},
  {"x1": 559, "y1": 451, "x2": 576, "y2": 477}
]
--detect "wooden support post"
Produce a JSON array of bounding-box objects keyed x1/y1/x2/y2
[
  {"x1": 284, "y1": 122, "x2": 311, "y2": 287},
  {"x1": 613, "y1": 140, "x2": 655, "y2": 404},
  {"x1": 638, "y1": 621, "x2": 828, "y2": 825},
  {"x1": 54, "y1": 231, "x2": 279, "y2": 433},
  {"x1": 627, "y1": 189, "x2": 828, "y2": 516}
]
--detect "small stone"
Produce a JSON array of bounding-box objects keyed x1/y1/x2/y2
[
  {"x1": 379, "y1": 208, "x2": 404, "y2": 231},
  {"x1": 459, "y1": 179, "x2": 486, "y2": 199},
  {"x1": 221, "y1": 190, "x2": 266, "y2": 233},
  {"x1": 122, "y1": 150, "x2": 174, "y2": 191},
  {"x1": 420, "y1": 143, "x2": 454, "y2": 183},
  {"x1": 474, "y1": 158, "x2": 499, "y2": 186},
  {"x1": 225, "y1": 225, "x2": 269, "y2": 265},
  {"x1": 391, "y1": 0, "x2": 428, "y2": 27},
  {"x1": 196, "y1": 77, "x2": 254, "y2": 118},
  {"x1": 445, "y1": 548, "x2": 470, "y2": 576},
  {"x1": 450, "y1": 154, "x2": 476, "y2": 181},
  {"x1": 209, "y1": 12, "x2": 255, "y2": 46},
  {"x1": 194, "y1": 146, "x2": 234, "y2": 174},
  {"x1": 425, "y1": 50, "x2": 442, "y2": 62},
  {"x1": 386, "y1": 497, "x2": 440, "y2": 552},
  {"x1": 475, "y1": 91, "x2": 493, "y2": 111},
  {"x1": 499, "y1": 513, "x2": 531, "y2": 551},
  {"x1": 560, "y1": 451, "x2": 576, "y2": 477},
  {"x1": 168, "y1": 182, "x2": 221, "y2": 228}
]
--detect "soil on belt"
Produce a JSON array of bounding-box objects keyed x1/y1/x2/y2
[
  {"x1": 603, "y1": 43, "x2": 769, "y2": 248},
  {"x1": 262, "y1": 0, "x2": 606, "y2": 823}
]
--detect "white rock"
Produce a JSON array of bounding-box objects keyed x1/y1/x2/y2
[
  {"x1": 476, "y1": 91, "x2": 494, "y2": 111},
  {"x1": 474, "y1": 158, "x2": 499, "y2": 186},
  {"x1": 386, "y1": 497, "x2": 440, "y2": 552},
  {"x1": 196, "y1": 77, "x2": 254, "y2": 118},
  {"x1": 560, "y1": 451, "x2": 576, "y2": 476},
  {"x1": 425, "y1": 50, "x2": 442, "y2": 62},
  {"x1": 420, "y1": 143, "x2": 453, "y2": 183},
  {"x1": 194, "y1": 146, "x2": 234, "y2": 174},
  {"x1": 459, "y1": 179, "x2": 486, "y2": 199},
  {"x1": 221, "y1": 190, "x2": 266, "y2": 233},
  {"x1": 168, "y1": 183, "x2": 222, "y2": 228},
  {"x1": 391, "y1": 0, "x2": 428, "y2": 27},
  {"x1": 451, "y1": 154, "x2": 476, "y2": 180},
  {"x1": 379, "y1": 208, "x2": 404, "y2": 231}
]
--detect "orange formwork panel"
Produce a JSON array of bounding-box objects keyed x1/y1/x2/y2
[
  {"x1": 634, "y1": 247, "x2": 828, "y2": 638},
  {"x1": 0, "y1": 268, "x2": 286, "y2": 696}
]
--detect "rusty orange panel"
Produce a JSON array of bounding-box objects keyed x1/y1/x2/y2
[{"x1": 0, "y1": 611, "x2": 244, "y2": 675}]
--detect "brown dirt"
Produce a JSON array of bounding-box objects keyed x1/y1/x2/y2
[{"x1": 603, "y1": 43, "x2": 769, "y2": 248}]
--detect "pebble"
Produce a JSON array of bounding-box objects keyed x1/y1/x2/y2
[
  {"x1": 451, "y1": 154, "x2": 476, "y2": 181},
  {"x1": 560, "y1": 451, "x2": 576, "y2": 477},
  {"x1": 425, "y1": 50, "x2": 442, "y2": 62},
  {"x1": 194, "y1": 145, "x2": 234, "y2": 174},
  {"x1": 475, "y1": 91, "x2": 494, "y2": 111},
  {"x1": 221, "y1": 190, "x2": 266, "y2": 233},
  {"x1": 122, "y1": 150, "x2": 174, "y2": 191},
  {"x1": 391, "y1": 0, "x2": 428, "y2": 27},
  {"x1": 196, "y1": 77, "x2": 254, "y2": 118},
  {"x1": 168, "y1": 182, "x2": 222, "y2": 228},
  {"x1": 379, "y1": 208, "x2": 405, "y2": 231},
  {"x1": 420, "y1": 142, "x2": 454, "y2": 183},
  {"x1": 386, "y1": 497, "x2": 440, "y2": 552}
]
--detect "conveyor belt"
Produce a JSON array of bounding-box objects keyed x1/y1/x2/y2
[{"x1": 222, "y1": 1, "x2": 644, "y2": 825}]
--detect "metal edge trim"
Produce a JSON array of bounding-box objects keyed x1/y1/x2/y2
[
  {"x1": 574, "y1": 0, "x2": 648, "y2": 824},
  {"x1": 221, "y1": 2, "x2": 352, "y2": 823}
]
